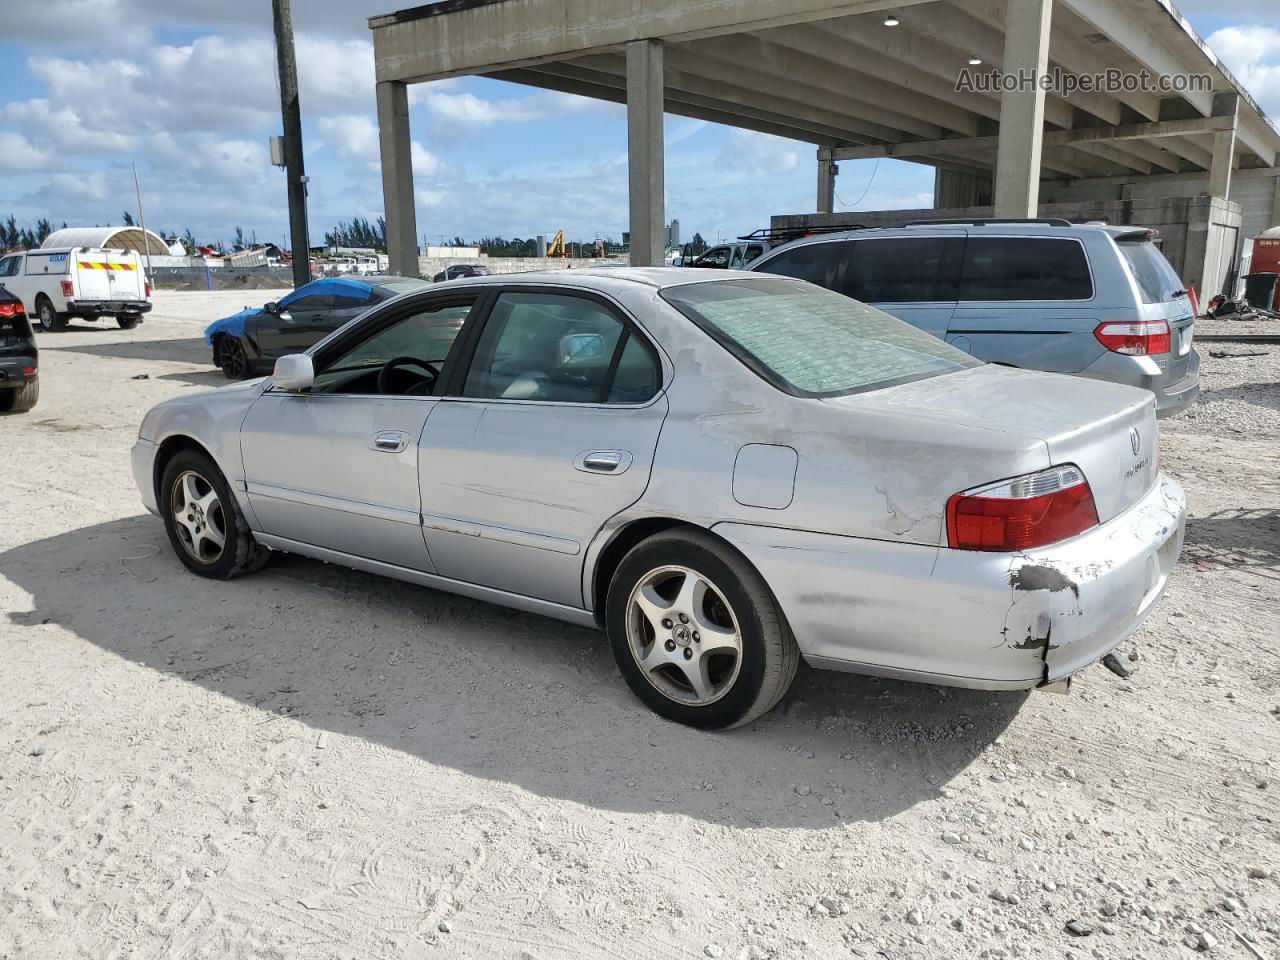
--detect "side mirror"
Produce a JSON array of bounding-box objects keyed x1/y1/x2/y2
[
  {"x1": 272, "y1": 353, "x2": 314, "y2": 391},
  {"x1": 264, "y1": 301, "x2": 280, "y2": 314}
]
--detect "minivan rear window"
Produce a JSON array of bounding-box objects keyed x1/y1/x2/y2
[
  {"x1": 959, "y1": 237, "x2": 1093, "y2": 301},
  {"x1": 1117, "y1": 240, "x2": 1183, "y2": 304},
  {"x1": 662, "y1": 277, "x2": 981, "y2": 398}
]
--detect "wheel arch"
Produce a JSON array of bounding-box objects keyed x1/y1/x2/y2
[
  {"x1": 589, "y1": 517, "x2": 772, "y2": 628},
  {"x1": 152, "y1": 435, "x2": 218, "y2": 508}
]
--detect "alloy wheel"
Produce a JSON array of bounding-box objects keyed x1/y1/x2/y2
[
  {"x1": 218, "y1": 337, "x2": 250, "y2": 379},
  {"x1": 625, "y1": 565, "x2": 743, "y2": 706},
  {"x1": 170, "y1": 470, "x2": 227, "y2": 564}
]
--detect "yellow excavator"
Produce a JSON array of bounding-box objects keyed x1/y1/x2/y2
[{"x1": 546, "y1": 229, "x2": 567, "y2": 257}]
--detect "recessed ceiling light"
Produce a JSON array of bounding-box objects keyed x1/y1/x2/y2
[
  {"x1": 968, "y1": 56, "x2": 983, "y2": 65},
  {"x1": 883, "y1": 14, "x2": 901, "y2": 26}
]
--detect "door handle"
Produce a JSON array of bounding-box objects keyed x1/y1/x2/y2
[
  {"x1": 578, "y1": 450, "x2": 631, "y2": 474},
  {"x1": 371, "y1": 431, "x2": 409, "y2": 453}
]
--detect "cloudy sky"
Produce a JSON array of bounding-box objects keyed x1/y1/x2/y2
[{"x1": 1, "y1": 0, "x2": 1277, "y2": 250}]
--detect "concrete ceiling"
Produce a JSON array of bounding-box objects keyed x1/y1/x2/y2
[{"x1": 370, "y1": 0, "x2": 1280, "y2": 181}]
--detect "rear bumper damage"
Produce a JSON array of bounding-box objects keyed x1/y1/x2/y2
[{"x1": 714, "y1": 472, "x2": 1186, "y2": 690}]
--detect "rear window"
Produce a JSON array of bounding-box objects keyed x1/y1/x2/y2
[
  {"x1": 959, "y1": 237, "x2": 1093, "y2": 301},
  {"x1": 754, "y1": 241, "x2": 839, "y2": 285},
  {"x1": 661, "y1": 277, "x2": 980, "y2": 398},
  {"x1": 1117, "y1": 240, "x2": 1183, "y2": 305}
]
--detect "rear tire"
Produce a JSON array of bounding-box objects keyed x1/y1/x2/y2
[
  {"x1": 214, "y1": 335, "x2": 252, "y2": 379},
  {"x1": 0, "y1": 377, "x2": 39, "y2": 414},
  {"x1": 605, "y1": 528, "x2": 799, "y2": 729},
  {"x1": 36, "y1": 297, "x2": 65, "y2": 332},
  {"x1": 117, "y1": 314, "x2": 141, "y2": 330},
  {"x1": 159, "y1": 449, "x2": 270, "y2": 580}
]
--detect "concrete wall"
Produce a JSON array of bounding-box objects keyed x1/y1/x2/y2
[
  {"x1": 417, "y1": 256, "x2": 625, "y2": 277},
  {"x1": 1038, "y1": 168, "x2": 1279, "y2": 243},
  {"x1": 772, "y1": 195, "x2": 1244, "y2": 296}
]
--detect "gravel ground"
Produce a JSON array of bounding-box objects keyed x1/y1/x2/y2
[{"x1": 1, "y1": 292, "x2": 1277, "y2": 960}]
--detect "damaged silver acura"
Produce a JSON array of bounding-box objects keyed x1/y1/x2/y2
[{"x1": 132, "y1": 270, "x2": 1185, "y2": 729}]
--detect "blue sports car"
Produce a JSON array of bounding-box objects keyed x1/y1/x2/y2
[{"x1": 205, "y1": 276, "x2": 429, "y2": 379}]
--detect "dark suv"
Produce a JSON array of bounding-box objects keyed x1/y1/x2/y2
[{"x1": 0, "y1": 284, "x2": 38, "y2": 413}]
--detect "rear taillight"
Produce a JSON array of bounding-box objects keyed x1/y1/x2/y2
[
  {"x1": 0, "y1": 302, "x2": 20, "y2": 317},
  {"x1": 1093, "y1": 320, "x2": 1170, "y2": 356},
  {"x1": 946, "y1": 465, "x2": 1099, "y2": 552},
  {"x1": 145, "y1": 280, "x2": 152, "y2": 297},
  {"x1": 60, "y1": 280, "x2": 74, "y2": 297}
]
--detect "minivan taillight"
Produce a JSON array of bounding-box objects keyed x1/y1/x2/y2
[
  {"x1": 1093, "y1": 320, "x2": 1170, "y2": 356},
  {"x1": 60, "y1": 280, "x2": 74, "y2": 297},
  {"x1": 946, "y1": 465, "x2": 1099, "y2": 552},
  {"x1": 145, "y1": 280, "x2": 152, "y2": 297}
]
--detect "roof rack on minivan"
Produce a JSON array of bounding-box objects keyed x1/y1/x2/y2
[
  {"x1": 738, "y1": 223, "x2": 868, "y2": 245},
  {"x1": 901, "y1": 217, "x2": 1074, "y2": 227}
]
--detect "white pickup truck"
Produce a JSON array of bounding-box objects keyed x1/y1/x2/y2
[{"x1": 0, "y1": 247, "x2": 152, "y2": 332}]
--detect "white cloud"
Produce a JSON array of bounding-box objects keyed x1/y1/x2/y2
[
  {"x1": 717, "y1": 130, "x2": 800, "y2": 176},
  {"x1": 411, "y1": 141, "x2": 442, "y2": 177},
  {"x1": 1206, "y1": 25, "x2": 1280, "y2": 114},
  {"x1": 0, "y1": 132, "x2": 56, "y2": 172}
]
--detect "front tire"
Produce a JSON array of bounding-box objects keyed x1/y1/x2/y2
[
  {"x1": 117, "y1": 314, "x2": 141, "y2": 330},
  {"x1": 160, "y1": 449, "x2": 270, "y2": 579},
  {"x1": 214, "y1": 335, "x2": 252, "y2": 379},
  {"x1": 0, "y1": 377, "x2": 39, "y2": 414},
  {"x1": 606, "y1": 529, "x2": 799, "y2": 729},
  {"x1": 36, "y1": 298, "x2": 66, "y2": 332}
]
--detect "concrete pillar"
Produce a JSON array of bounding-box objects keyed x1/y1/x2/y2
[
  {"x1": 1208, "y1": 93, "x2": 1239, "y2": 202},
  {"x1": 993, "y1": 0, "x2": 1053, "y2": 218},
  {"x1": 1271, "y1": 174, "x2": 1280, "y2": 229},
  {"x1": 626, "y1": 39, "x2": 665, "y2": 267},
  {"x1": 377, "y1": 80, "x2": 419, "y2": 276},
  {"x1": 816, "y1": 148, "x2": 836, "y2": 214}
]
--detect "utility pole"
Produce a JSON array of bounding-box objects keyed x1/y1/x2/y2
[
  {"x1": 131, "y1": 161, "x2": 153, "y2": 281},
  {"x1": 272, "y1": 0, "x2": 310, "y2": 287}
]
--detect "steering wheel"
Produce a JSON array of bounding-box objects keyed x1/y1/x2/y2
[{"x1": 377, "y1": 356, "x2": 440, "y2": 396}]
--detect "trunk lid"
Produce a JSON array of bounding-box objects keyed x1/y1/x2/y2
[{"x1": 824, "y1": 364, "x2": 1157, "y2": 523}]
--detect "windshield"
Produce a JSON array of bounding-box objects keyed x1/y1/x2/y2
[
  {"x1": 662, "y1": 277, "x2": 981, "y2": 397},
  {"x1": 1117, "y1": 240, "x2": 1183, "y2": 304}
]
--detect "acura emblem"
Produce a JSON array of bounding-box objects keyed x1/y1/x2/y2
[{"x1": 1130, "y1": 427, "x2": 1141, "y2": 456}]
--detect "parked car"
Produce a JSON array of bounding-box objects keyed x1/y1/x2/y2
[
  {"x1": 0, "y1": 246, "x2": 151, "y2": 331},
  {"x1": 134, "y1": 269, "x2": 1185, "y2": 729},
  {"x1": 433, "y1": 264, "x2": 489, "y2": 283},
  {"x1": 204, "y1": 275, "x2": 430, "y2": 379},
  {"x1": 0, "y1": 285, "x2": 39, "y2": 414},
  {"x1": 750, "y1": 219, "x2": 1200, "y2": 417},
  {"x1": 682, "y1": 240, "x2": 770, "y2": 269}
]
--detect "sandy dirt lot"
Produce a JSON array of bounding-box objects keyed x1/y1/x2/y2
[{"x1": 1, "y1": 290, "x2": 1278, "y2": 960}]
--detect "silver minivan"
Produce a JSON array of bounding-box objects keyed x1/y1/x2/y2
[{"x1": 749, "y1": 219, "x2": 1200, "y2": 417}]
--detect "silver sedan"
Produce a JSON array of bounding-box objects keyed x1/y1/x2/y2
[{"x1": 133, "y1": 269, "x2": 1186, "y2": 728}]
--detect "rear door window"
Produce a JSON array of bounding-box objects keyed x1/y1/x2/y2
[
  {"x1": 959, "y1": 237, "x2": 1093, "y2": 301},
  {"x1": 842, "y1": 237, "x2": 954, "y2": 303},
  {"x1": 753, "y1": 242, "x2": 840, "y2": 286},
  {"x1": 1117, "y1": 240, "x2": 1183, "y2": 304},
  {"x1": 462, "y1": 292, "x2": 659, "y2": 404}
]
